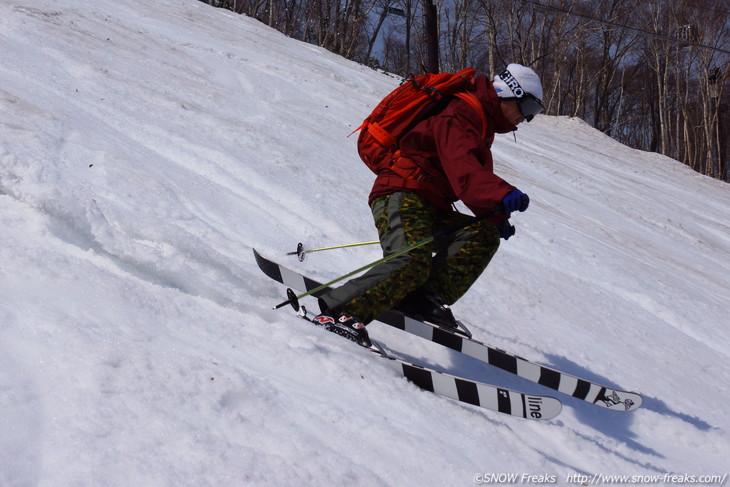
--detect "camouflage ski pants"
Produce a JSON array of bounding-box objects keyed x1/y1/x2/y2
[{"x1": 318, "y1": 192, "x2": 501, "y2": 324}]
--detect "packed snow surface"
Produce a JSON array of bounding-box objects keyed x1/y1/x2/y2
[{"x1": 1, "y1": 0, "x2": 728, "y2": 485}]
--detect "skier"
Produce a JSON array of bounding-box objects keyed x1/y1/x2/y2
[{"x1": 313, "y1": 64, "x2": 544, "y2": 347}]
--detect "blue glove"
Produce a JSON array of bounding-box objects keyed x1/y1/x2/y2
[
  {"x1": 496, "y1": 220, "x2": 515, "y2": 240},
  {"x1": 502, "y1": 189, "x2": 530, "y2": 213}
]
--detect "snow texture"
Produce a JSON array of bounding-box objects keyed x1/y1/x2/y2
[{"x1": 0, "y1": 0, "x2": 728, "y2": 485}]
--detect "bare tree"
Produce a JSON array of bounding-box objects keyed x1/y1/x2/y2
[{"x1": 197, "y1": 0, "x2": 730, "y2": 181}]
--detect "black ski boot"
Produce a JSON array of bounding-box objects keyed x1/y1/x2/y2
[
  {"x1": 312, "y1": 312, "x2": 372, "y2": 348},
  {"x1": 395, "y1": 288, "x2": 459, "y2": 329}
]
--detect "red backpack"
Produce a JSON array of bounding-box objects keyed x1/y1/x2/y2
[{"x1": 353, "y1": 68, "x2": 487, "y2": 193}]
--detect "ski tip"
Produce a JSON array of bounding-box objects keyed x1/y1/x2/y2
[
  {"x1": 253, "y1": 248, "x2": 268, "y2": 268},
  {"x1": 524, "y1": 395, "x2": 562, "y2": 420},
  {"x1": 596, "y1": 389, "x2": 643, "y2": 412}
]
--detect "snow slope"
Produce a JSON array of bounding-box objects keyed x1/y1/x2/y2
[{"x1": 1, "y1": 0, "x2": 728, "y2": 485}]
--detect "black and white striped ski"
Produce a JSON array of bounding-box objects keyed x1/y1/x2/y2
[
  {"x1": 382, "y1": 355, "x2": 560, "y2": 420},
  {"x1": 292, "y1": 306, "x2": 561, "y2": 420},
  {"x1": 253, "y1": 249, "x2": 641, "y2": 412},
  {"x1": 254, "y1": 250, "x2": 560, "y2": 419},
  {"x1": 375, "y1": 310, "x2": 642, "y2": 411}
]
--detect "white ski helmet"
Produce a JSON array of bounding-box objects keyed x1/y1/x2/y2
[{"x1": 493, "y1": 63, "x2": 543, "y2": 101}]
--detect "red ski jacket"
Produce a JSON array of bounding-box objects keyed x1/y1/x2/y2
[{"x1": 369, "y1": 76, "x2": 518, "y2": 222}]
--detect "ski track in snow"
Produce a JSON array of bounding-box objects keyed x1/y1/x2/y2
[{"x1": 1, "y1": 0, "x2": 728, "y2": 485}]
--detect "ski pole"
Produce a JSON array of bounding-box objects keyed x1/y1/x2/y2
[
  {"x1": 274, "y1": 204, "x2": 504, "y2": 310},
  {"x1": 286, "y1": 241, "x2": 380, "y2": 261}
]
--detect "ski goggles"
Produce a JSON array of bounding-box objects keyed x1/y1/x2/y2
[
  {"x1": 497, "y1": 70, "x2": 545, "y2": 122},
  {"x1": 515, "y1": 93, "x2": 544, "y2": 122}
]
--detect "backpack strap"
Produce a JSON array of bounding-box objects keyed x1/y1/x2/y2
[{"x1": 365, "y1": 120, "x2": 395, "y2": 148}]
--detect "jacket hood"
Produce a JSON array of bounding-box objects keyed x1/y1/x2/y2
[{"x1": 469, "y1": 75, "x2": 518, "y2": 134}]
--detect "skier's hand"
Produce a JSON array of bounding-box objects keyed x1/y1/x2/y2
[
  {"x1": 496, "y1": 220, "x2": 515, "y2": 240},
  {"x1": 502, "y1": 189, "x2": 530, "y2": 213}
]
